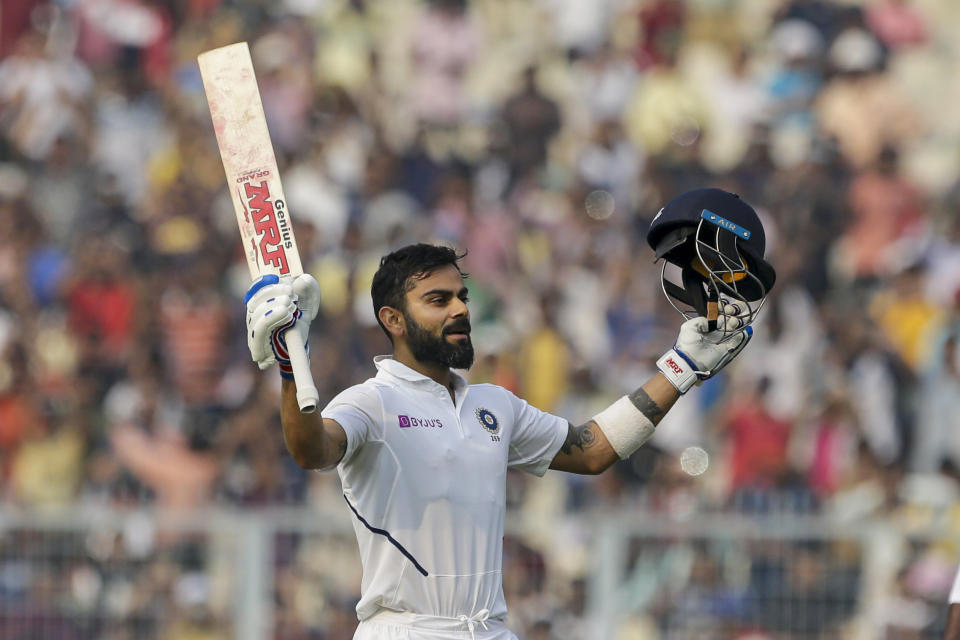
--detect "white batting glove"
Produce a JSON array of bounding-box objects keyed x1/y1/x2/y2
[
  {"x1": 657, "y1": 305, "x2": 753, "y2": 394},
  {"x1": 244, "y1": 274, "x2": 321, "y2": 377}
]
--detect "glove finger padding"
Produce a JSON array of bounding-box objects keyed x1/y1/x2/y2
[
  {"x1": 248, "y1": 295, "x2": 297, "y2": 367},
  {"x1": 718, "y1": 297, "x2": 757, "y2": 329},
  {"x1": 245, "y1": 279, "x2": 294, "y2": 316},
  {"x1": 244, "y1": 274, "x2": 321, "y2": 376},
  {"x1": 719, "y1": 297, "x2": 751, "y2": 318},
  {"x1": 245, "y1": 275, "x2": 298, "y2": 368},
  {"x1": 249, "y1": 295, "x2": 297, "y2": 359},
  {"x1": 716, "y1": 309, "x2": 748, "y2": 333}
]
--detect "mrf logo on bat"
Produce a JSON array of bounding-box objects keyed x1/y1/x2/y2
[{"x1": 237, "y1": 170, "x2": 293, "y2": 274}]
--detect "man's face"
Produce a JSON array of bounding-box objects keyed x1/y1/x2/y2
[{"x1": 402, "y1": 264, "x2": 474, "y2": 369}]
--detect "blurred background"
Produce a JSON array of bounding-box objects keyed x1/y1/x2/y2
[{"x1": 2, "y1": 0, "x2": 960, "y2": 638}]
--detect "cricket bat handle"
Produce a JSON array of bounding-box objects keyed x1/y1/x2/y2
[{"x1": 286, "y1": 329, "x2": 319, "y2": 413}]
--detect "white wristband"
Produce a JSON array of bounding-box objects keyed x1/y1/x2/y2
[
  {"x1": 656, "y1": 349, "x2": 699, "y2": 394},
  {"x1": 592, "y1": 395, "x2": 656, "y2": 460}
]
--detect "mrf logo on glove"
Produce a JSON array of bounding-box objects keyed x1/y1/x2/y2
[
  {"x1": 663, "y1": 357, "x2": 685, "y2": 376},
  {"x1": 656, "y1": 313, "x2": 753, "y2": 394}
]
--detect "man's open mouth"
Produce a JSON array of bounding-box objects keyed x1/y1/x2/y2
[{"x1": 444, "y1": 325, "x2": 471, "y2": 339}]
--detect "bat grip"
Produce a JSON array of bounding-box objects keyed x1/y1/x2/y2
[{"x1": 286, "y1": 328, "x2": 319, "y2": 413}]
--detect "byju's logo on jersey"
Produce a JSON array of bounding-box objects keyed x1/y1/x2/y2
[
  {"x1": 476, "y1": 408, "x2": 501, "y2": 442},
  {"x1": 398, "y1": 415, "x2": 443, "y2": 429}
]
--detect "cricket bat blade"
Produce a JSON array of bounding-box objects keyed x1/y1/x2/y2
[{"x1": 198, "y1": 42, "x2": 319, "y2": 412}]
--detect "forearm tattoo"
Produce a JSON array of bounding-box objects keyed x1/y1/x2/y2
[
  {"x1": 560, "y1": 422, "x2": 598, "y2": 455},
  {"x1": 628, "y1": 388, "x2": 666, "y2": 424}
]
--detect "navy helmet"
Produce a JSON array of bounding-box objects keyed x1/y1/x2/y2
[{"x1": 646, "y1": 188, "x2": 776, "y2": 326}]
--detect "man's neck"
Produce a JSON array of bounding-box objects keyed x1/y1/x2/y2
[{"x1": 392, "y1": 349, "x2": 453, "y2": 390}]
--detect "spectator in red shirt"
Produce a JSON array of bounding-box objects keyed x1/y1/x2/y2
[
  {"x1": 720, "y1": 377, "x2": 794, "y2": 495},
  {"x1": 64, "y1": 236, "x2": 137, "y2": 368}
]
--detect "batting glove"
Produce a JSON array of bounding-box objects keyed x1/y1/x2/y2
[
  {"x1": 657, "y1": 302, "x2": 753, "y2": 394},
  {"x1": 244, "y1": 274, "x2": 321, "y2": 379}
]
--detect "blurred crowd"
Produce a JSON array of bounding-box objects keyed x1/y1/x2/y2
[{"x1": 2, "y1": 0, "x2": 960, "y2": 637}]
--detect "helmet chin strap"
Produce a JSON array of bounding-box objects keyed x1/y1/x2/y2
[
  {"x1": 661, "y1": 262, "x2": 712, "y2": 319},
  {"x1": 659, "y1": 254, "x2": 767, "y2": 339}
]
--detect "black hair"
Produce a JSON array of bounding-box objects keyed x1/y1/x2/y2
[{"x1": 371, "y1": 243, "x2": 468, "y2": 341}]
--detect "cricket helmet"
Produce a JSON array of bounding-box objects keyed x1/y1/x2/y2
[{"x1": 646, "y1": 188, "x2": 776, "y2": 328}]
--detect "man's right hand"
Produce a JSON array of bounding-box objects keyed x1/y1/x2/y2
[{"x1": 244, "y1": 274, "x2": 321, "y2": 377}]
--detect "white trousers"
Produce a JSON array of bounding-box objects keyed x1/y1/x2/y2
[{"x1": 354, "y1": 610, "x2": 518, "y2": 640}]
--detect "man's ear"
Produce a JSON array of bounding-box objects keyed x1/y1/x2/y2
[{"x1": 378, "y1": 306, "x2": 405, "y2": 339}]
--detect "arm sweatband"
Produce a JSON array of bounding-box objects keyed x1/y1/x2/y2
[{"x1": 592, "y1": 395, "x2": 656, "y2": 460}]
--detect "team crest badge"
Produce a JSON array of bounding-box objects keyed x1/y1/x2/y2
[{"x1": 475, "y1": 408, "x2": 499, "y2": 434}]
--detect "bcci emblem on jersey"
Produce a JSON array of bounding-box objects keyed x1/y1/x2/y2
[{"x1": 475, "y1": 408, "x2": 499, "y2": 434}]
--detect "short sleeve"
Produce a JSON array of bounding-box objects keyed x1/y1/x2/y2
[
  {"x1": 322, "y1": 383, "x2": 382, "y2": 465},
  {"x1": 951, "y1": 565, "x2": 960, "y2": 603},
  {"x1": 504, "y1": 390, "x2": 568, "y2": 476}
]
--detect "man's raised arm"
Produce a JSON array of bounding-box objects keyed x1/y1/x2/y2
[
  {"x1": 281, "y1": 380, "x2": 347, "y2": 470},
  {"x1": 549, "y1": 374, "x2": 678, "y2": 475},
  {"x1": 550, "y1": 309, "x2": 752, "y2": 475},
  {"x1": 246, "y1": 273, "x2": 347, "y2": 470}
]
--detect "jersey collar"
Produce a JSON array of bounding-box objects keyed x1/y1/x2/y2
[{"x1": 373, "y1": 356, "x2": 468, "y2": 398}]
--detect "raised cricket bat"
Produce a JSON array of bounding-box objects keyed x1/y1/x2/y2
[{"x1": 198, "y1": 42, "x2": 319, "y2": 413}]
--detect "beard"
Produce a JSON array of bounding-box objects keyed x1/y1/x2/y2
[{"x1": 404, "y1": 310, "x2": 474, "y2": 370}]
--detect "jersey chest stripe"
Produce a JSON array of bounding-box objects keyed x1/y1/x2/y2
[{"x1": 343, "y1": 494, "x2": 429, "y2": 577}]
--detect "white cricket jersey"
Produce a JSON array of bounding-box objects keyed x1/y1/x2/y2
[{"x1": 323, "y1": 356, "x2": 568, "y2": 629}]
